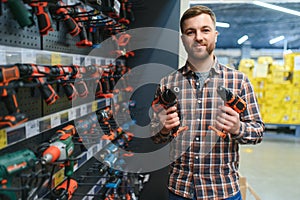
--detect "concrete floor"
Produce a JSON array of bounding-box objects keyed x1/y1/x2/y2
[{"x1": 239, "y1": 132, "x2": 300, "y2": 200}]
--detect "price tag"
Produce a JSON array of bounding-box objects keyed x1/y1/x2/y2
[
  {"x1": 106, "y1": 98, "x2": 111, "y2": 106},
  {"x1": 25, "y1": 120, "x2": 39, "y2": 138},
  {"x1": 87, "y1": 148, "x2": 93, "y2": 160},
  {"x1": 92, "y1": 101, "x2": 98, "y2": 112},
  {"x1": 69, "y1": 109, "x2": 76, "y2": 121},
  {"x1": 51, "y1": 53, "x2": 61, "y2": 65},
  {"x1": 91, "y1": 145, "x2": 98, "y2": 156},
  {"x1": 22, "y1": 51, "x2": 36, "y2": 63},
  {"x1": 96, "y1": 57, "x2": 102, "y2": 65},
  {"x1": 113, "y1": 94, "x2": 119, "y2": 103},
  {"x1": 85, "y1": 56, "x2": 92, "y2": 66},
  {"x1": 73, "y1": 56, "x2": 81, "y2": 65},
  {"x1": 51, "y1": 114, "x2": 61, "y2": 128},
  {"x1": 0, "y1": 51, "x2": 6, "y2": 64},
  {"x1": 79, "y1": 56, "x2": 85, "y2": 66},
  {"x1": 0, "y1": 129, "x2": 7, "y2": 150},
  {"x1": 80, "y1": 105, "x2": 87, "y2": 116},
  {"x1": 60, "y1": 112, "x2": 69, "y2": 124},
  {"x1": 53, "y1": 168, "x2": 65, "y2": 187}
]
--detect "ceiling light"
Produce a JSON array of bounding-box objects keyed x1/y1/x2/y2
[
  {"x1": 253, "y1": 1, "x2": 300, "y2": 17},
  {"x1": 216, "y1": 22, "x2": 230, "y2": 28},
  {"x1": 269, "y1": 35, "x2": 285, "y2": 44},
  {"x1": 237, "y1": 35, "x2": 248, "y2": 45}
]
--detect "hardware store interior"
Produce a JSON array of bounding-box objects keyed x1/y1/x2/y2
[{"x1": 0, "y1": 0, "x2": 299, "y2": 200}]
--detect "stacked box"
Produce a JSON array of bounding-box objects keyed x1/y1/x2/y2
[
  {"x1": 238, "y1": 59, "x2": 255, "y2": 79},
  {"x1": 240, "y1": 55, "x2": 300, "y2": 125},
  {"x1": 284, "y1": 52, "x2": 300, "y2": 71}
]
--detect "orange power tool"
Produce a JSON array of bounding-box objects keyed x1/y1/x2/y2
[{"x1": 209, "y1": 86, "x2": 247, "y2": 138}]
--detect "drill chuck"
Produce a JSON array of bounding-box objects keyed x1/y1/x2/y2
[
  {"x1": 42, "y1": 139, "x2": 74, "y2": 164},
  {"x1": 42, "y1": 145, "x2": 61, "y2": 164},
  {"x1": 160, "y1": 88, "x2": 177, "y2": 108},
  {"x1": 217, "y1": 86, "x2": 247, "y2": 113}
]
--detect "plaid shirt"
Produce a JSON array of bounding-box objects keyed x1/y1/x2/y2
[{"x1": 150, "y1": 59, "x2": 264, "y2": 199}]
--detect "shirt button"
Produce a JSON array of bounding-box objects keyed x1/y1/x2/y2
[
  {"x1": 196, "y1": 137, "x2": 199, "y2": 141},
  {"x1": 195, "y1": 156, "x2": 199, "y2": 160},
  {"x1": 197, "y1": 118, "x2": 200, "y2": 121},
  {"x1": 197, "y1": 99, "x2": 201, "y2": 104},
  {"x1": 195, "y1": 82, "x2": 200, "y2": 86}
]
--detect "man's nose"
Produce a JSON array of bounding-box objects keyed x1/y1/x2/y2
[{"x1": 195, "y1": 31, "x2": 203, "y2": 42}]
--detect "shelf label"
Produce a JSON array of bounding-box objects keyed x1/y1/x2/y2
[
  {"x1": 96, "y1": 57, "x2": 102, "y2": 65},
  {"x1": 53, "y1": 168, "x2": 65, "y2": 188},
  {"x1": 85, "y1": 56, "x2": 92, "y2": 66},
  {"x1": 69, "y1": 109, "x2": 76, "y2": 121},
  {"x1": 0, "y1": 50, "x2": 6, "y2": 64},
  {"x1": 60, "y1": 112, "x2": 69, "y2": 124},
  {"x1": 0, "y1": 129, "x2": 7, "y2": 150},
  {"x1": 51, "y1": 53, "x2": 61, "y2": 65},
  {"x1": 51, "y1": 114, "x2": 61, "y2": 128},
  {"x1": 92, "y1": 101, "x2": 98, "y2": 112},
  {"x1": 25, "y1": 120, "x2": 39, "y2": 138},
  {"x1": 87, "y1": 148, "x2": 93, "y2": 160},
  {"x1": 39, "y1": 117, "x2": 51, "y2": 132},
  {"x1": 106, "y1": 98, "x2": 111, "y2": 106},
  {"x1": 21, "y1": 50, "x2": 36, "y2": 64},
  {"x1": 80, "y1": 105, "x2": 87, "y2": 116},
  {"x1": 73, "y1": 56, "x2": 81, "y2": 65}
]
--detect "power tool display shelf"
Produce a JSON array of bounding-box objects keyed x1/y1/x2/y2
[{"x1": 0, "y1": 97, "x2": 111, "y2": 150}]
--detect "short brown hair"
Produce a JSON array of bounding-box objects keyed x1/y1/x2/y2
[{"x1": 180, "y1": 5, "x2": 216, "y2": 33}]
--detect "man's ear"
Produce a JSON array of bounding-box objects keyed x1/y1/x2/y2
[{"x1": 215, "y1": 31, "x2": 219, "y2": 43}]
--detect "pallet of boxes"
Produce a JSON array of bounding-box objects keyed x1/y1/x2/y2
[{"x1": 239, "y1": 54, "x2": 300, "y2": 128}]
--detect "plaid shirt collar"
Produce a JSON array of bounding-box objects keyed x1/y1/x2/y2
[{"x1": 180, "y1": 57, "x2": 221, "y2": 77}]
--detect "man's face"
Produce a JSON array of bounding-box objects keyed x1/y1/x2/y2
[{"x1": 181, "y1": 14, "x2": 218, "y2": 61}]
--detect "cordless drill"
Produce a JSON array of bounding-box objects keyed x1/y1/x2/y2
[
  {"x1": 208, "y1": 86, "x2": 247, "y2": 138},
  {"x1": 41, "y1": 133, "x2": 75, "y2": 177},
  {"x1": 28, "y1": 1, "x2": 54, "y2": 36},
  {"x1": 0, "y1": 65, "x2": 28, "y2": 128},
  {"x1": 152, "y1": 86, "x2": 188, "y2": 137},
  {"x1": 217, "y1": 86, "x2": 247, "y2": 114},
  {"x1": 41, "y1": 133, "x2": 74, "y2": 164},
  {"x1": 0, "y1": 149, "x2": 37, "y2": 200},
  {"x1": 52, "y1": 178, "x2": 78, "y2": 200}
]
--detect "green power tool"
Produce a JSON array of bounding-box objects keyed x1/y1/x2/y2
[{"x1": 0, "y1": 149, "x2": 37, "y2": 200}]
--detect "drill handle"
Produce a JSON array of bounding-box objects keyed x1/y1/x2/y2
[
  {"x1": 62, "y1": 82, "x2": 78, "y2": 100},
  {"x1": 2, "y1": 89, "x2": 20, "y2": 114},
  {"x1": 76, "y1": 22, "x2": 92, "y2": 47},
  {"x1": 30, "y1": 2, "x2": 53, "y2": 36},
  {"x1": 55, "y1": 2, "x2": 80, "y2": 37}
]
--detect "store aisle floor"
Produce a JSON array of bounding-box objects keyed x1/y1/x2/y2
[{"x1": 239, "y1": 132, "x2": 300, "y2": 200}]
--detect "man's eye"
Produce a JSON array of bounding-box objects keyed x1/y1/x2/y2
[
  {"x1": 186, "y1": 31, "x2": 195, "y2": 35},
  {"x1": 203, "y1": 29, "x2": 210, "y2": 33}
]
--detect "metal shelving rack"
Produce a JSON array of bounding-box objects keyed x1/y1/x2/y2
[{"x1": 0, "y1": 1, "x2": 145, "y2": 199}]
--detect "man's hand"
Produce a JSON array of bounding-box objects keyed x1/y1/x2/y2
[
  {"x1": 158, "y1": 106, "x2": 180, "y2": 135},
  {"x1": 216, "y1": 106, "x2": 240, "y2": 135}
]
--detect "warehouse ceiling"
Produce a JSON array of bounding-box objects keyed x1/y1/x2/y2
[{"x1": 190, "y1": 1, "x2": 300, "y2": 49}]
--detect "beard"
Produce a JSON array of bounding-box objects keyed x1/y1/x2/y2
[{"x1": 185, "y1": 41, "x2": 216, "y2": 61}]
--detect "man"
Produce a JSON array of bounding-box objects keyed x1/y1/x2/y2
[{"x1": 150, "y1": 5, "x2": 264, "y2": 200}]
